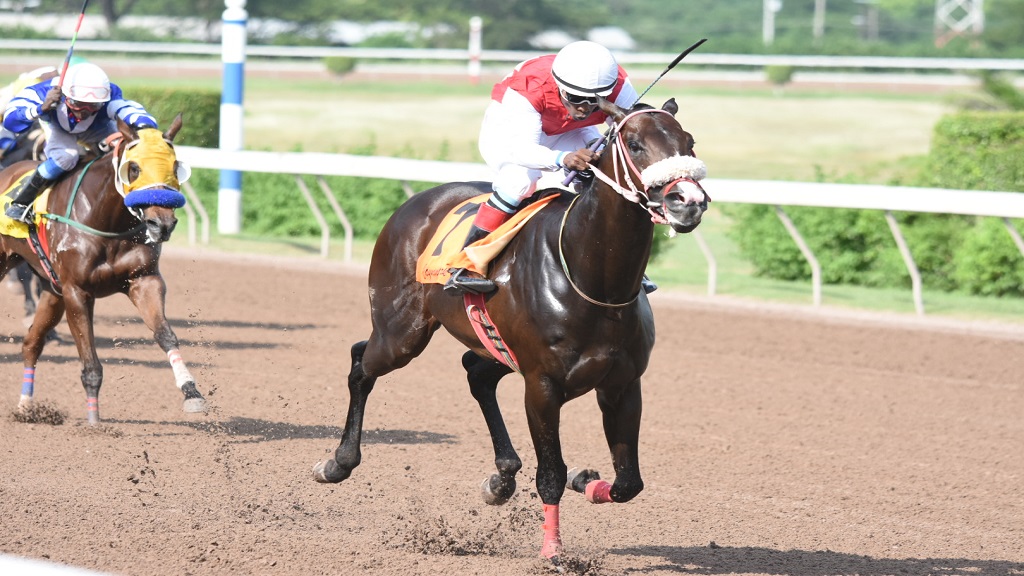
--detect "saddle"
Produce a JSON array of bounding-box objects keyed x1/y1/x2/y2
[
  {"x1": 0, "y1": 172, "x2": 54, "y2": 236},
  {"x1": 416, "y1": 191, "x2": 565, "y2": 285}
]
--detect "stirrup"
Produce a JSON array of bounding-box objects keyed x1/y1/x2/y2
[
  {"x1": 444, "y1": 268, "x2": 497, "y2": 294},
  {"x1": 641, "y1": 276, "x2": 658, "y2": 294},
  {"x1": 5, "y1": 202, "x2": 33, "y2": 224}
]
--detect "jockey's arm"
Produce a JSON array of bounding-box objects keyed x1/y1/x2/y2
[
  {"x1": 498, "y1": 89, "x2": 569, "y2": 171},
  {"x1": 106, "y1": 83, "x2": 158, "y2": 130},
  {"x1": 2, "y1": 82, "x2": 49, "y2": 134}
]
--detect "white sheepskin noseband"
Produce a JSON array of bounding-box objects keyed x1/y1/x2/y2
[{"x1": 640, "y1": 155, "x2": 707, "y2": 189}]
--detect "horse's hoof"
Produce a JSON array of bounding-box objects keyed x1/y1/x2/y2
[
  {"x1": 312, "y1": 459, "x2": 349, "y2": 484},
  {"x1": 480, "y1": 474, "x2": 514, "y2": 506},
  {"x1": 566, "y1": 467, "x2": 601, "y2": 493},
  {"x1": 17, "y1": 396, "x2": 32, "y2": 413},
  {"x1": 182, "y1": 397, "x2": 207, "y2": 413}
]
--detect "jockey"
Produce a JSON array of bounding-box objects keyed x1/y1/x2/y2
[
  {"x1": 445, "y1": 41, "x2": 655, "y2": 294},
  {"x1": 0, "y1": 65, "x2": 59, "y2": 163},
  {"x1": 3, "y1": 61, "x2": 158, "y2": 223}
]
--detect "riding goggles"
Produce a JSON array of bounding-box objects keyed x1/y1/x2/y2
[
  {"x1": 560, "y1": 90, "x2": 598, "y2": 106},
  {"x1": 66, "y1": 98, "x2": 104, "y2": 113}
]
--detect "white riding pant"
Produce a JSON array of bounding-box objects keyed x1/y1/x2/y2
[
  {"x1": 41, "y1": 118, "x2": 116, "y2": 172},
  {"x1": 478, "y1": 103, "x2": 595, "y2": 212}
]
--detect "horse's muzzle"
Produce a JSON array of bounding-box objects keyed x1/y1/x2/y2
[
  {"x1": 143, "y1": 208, "x2": 178, "y2": 243},
  {"x1": 662, "y1": 179, "x2": 708, "y2": 233}
]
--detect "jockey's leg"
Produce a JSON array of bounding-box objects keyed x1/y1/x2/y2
[
  {"x1": 6, "y1": 123, "x2": 78, "y2": 223},
  {"x1": 443, "y1": 170, "x2": 536, "y2": 294},
  {"x1": 4, "y1": 160, "x2": 61, "y2": 223}
]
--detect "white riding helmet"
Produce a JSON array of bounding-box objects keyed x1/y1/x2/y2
[
  {"x1": 551, "y1": 41, "x2": 619, "y2": 97},
  {"x1": 62, "y1": 62, "x2": 111, "y2": 103}
]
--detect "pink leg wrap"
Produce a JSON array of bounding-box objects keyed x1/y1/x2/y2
[
  {"x1": 539, "y1": 503, "x2": 562, "y2": 559},
  {"x1": 585, "y1": 479, "x2": 614, "y2": 503}
]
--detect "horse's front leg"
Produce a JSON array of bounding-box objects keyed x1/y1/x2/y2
[
  {"x1": 61, "y1": 287, "x2": 104, "y2": 424},
  {"x1": 463, "y1": 351, "x2": 520, "y2": 505},
  {"x1": 524, "y1": 376, "x2": 568, "y2": 562},
  {"x1": 127, "y1": 274, "x2": 206, "y2": 414},
  {"x1": 16, "y1": 290, "x2": 65, "y2": 412},
  {"x1": 568, "y1": 378, "x2": 645, "y2": 504}
]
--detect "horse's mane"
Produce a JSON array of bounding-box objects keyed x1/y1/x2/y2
[{"x1": 627, "y1": 102, "x2": 656, "y2": 113}]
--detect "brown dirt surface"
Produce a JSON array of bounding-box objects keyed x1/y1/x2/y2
[{"x1": 1, "y1": 247, "x2": 1022, "y2": 576}]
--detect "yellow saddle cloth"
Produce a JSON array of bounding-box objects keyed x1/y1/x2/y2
[
  {"x1": 416, "y1": 193, "x2": 561, "y2": 285},
  {"x1": 0, "y1": 172, "x2": 52, "y2": 238}
]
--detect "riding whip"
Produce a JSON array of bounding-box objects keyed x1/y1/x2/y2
[
  {"x1": 56, "y1": 0, "x2": 92, "y2": 92},
  {"x1": 561, "y1": 38, "x2": 708, "y2": 186}
]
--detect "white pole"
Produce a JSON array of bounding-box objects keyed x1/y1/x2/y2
[
  {"x1": 813, "y1": 0, "x2": 826, "y2": 42},
  {"x1": 218, "y1": 0, "x2": 247, "y2": 235},
  {"x1": 468, "y1": 16, "x2": 482, "y2": 84},
  {"x1": 763, "y1": 0, "x2": 780, "y2": 46}
]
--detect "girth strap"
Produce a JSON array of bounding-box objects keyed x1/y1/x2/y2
[
  {"x1": 464, "y1": 292, "x2": 521, "y2": 374},
  {"x1": 26, "y1": 222, "x2": 62, "y2": 294}
]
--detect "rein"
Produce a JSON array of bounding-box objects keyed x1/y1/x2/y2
[{"x1": 557, "y1": 194, "x2": 640, "y2": 308}]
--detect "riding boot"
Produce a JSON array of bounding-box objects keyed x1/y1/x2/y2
[
  {"x1": 444, "y1": 225, "x2": 497, "y2": 294},
  {"x1": 641, "y1": 274, "x2": 658, "y2": 294},
  {"x1": 5, "y1": 169, "x2": 52, "y2": 223},
  {"x1": 443, "y1": 201, "x2": 514, "y2": 294}
]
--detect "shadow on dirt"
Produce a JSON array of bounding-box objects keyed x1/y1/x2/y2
[
  {"x1": 613, "y1": 544, "x2": 1023, "y2": 575},
  {"x1": 108, "y1": 416, "x2": 457, "y2": 445}
]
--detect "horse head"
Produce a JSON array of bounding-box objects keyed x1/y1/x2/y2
[
  {"x1": 594, "y1": 97, "x2": 708, "y2": 234},
  {"x1": 114, "y1": 114, "x2": 190, "y2": 243}
]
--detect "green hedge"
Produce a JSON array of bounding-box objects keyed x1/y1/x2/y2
[
  {"x1": 728, "y1": 111, "x2": 1024, "y2": 297},
  {"x1": 128, "y1": 87, "x2": 220, "y2": 148},
  {"x1": 187, "y1": 167, "x2": 418, "y2": 239}
]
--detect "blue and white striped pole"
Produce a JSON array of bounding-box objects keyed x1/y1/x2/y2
[{"x1": 218, "y1": 0, "x2": 247, "y2": 234}]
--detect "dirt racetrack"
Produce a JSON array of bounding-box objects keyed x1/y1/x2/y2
[{"x1": 1, "y1": 247, "x2": 1022, "y2": 576}]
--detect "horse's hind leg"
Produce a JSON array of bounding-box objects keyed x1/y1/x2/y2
[
  {"x1": 463, "y1": 351, "x2": 519, "y2": 505},
  {"x1": 127, "y1": 275, "x2": 206, "y2": 414},
  {"x1": 314, "y1": 312, "x2": 439, "y2": 484},
  {"x1": 16, "y1": 290, "x2": 65, "y2": 412},
  {"x1": 313, "y1": 340, "x2": 374, "y2": 483}
]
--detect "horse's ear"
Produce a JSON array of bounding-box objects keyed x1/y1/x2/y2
[
  {"x1": 164, "y1": 113, "x2": 183, "y2": 142},
  {"x1": 662, "y1": 98, "x2": 679, "y2": 116},
  {"x1": 117, "y1": 117, "x2": 137, "y2": 141},
  {"x1": 597, "y1": 96, "x2": 627, "y2": 124}
]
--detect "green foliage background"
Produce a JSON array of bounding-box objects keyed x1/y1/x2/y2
[
  {"x1": 726, "y1": 111, "x2": 1024, "y2": 297},
  {"x1": 24, "y1": 0, "x2": 1024, "y2": 56}
]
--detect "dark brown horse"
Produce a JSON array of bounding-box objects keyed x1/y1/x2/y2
[
  {"x1": 313, "y1": 97, "x2": 708, "y2": 563},
  {"x1": 0, "y1": 115, "x2": 206, "y2": 425}
]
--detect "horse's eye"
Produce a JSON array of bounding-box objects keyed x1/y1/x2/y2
[
  {"x1": 128, "y1": 162, "x2": 141, "y2": 182},
  {"x1": 627, "y1": 140, "x2": 643, "y2": 154}
]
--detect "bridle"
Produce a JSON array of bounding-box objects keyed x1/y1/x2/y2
[
  {"x1": 558, "y1": 107, "x2": 709, "y2": 308},
  {"x1": 585, "y1": 108, "x2": 708, "y2": 224}
]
